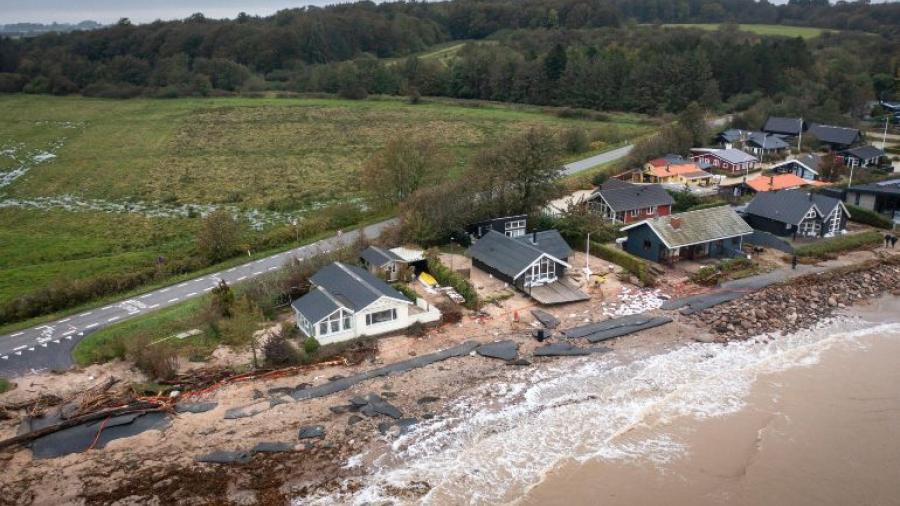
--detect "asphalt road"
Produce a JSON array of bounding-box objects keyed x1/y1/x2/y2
[
  {"x1": 0, "y1": 218, "x2": 398, "y2": 377},
  {"x1": 561, "y1": 144, "x2": 634, "y2": 176},
  {"x1": 0, "y1": 144, "x2": 638, "y2": 378}
]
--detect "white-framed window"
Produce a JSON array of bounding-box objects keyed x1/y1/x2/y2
[
  {"x1": 366, "y1": 308, "x2": 397, "y2": 326},
  {"x1": 524, "y1": 256, "x2": 557, "y2": 287},
  {"x1": 629, "y1": 209, "x2": 639, "y2": 217},
  {"x1": 318, "y1": 308, "x2": 352, "y2": 336},
  {"x1": 505, "y1": 219, "x2": 526, "y2": 230},
  {"x1": 506, "y1": 229, "x2": 526, "y2": 238},
  {"x1": 644, "y1": 206, "x2": 654, "y2": 214}
]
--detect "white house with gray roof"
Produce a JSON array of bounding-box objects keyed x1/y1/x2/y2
[{"x1": 292, "y1": 262, "x2": 440, "y2": 344}]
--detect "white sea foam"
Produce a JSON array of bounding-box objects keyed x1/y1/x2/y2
[{"x1": 301, "y1": 318, "x2": 900, "y2": 506}]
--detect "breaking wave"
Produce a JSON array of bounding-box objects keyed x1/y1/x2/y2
[{"x1": 302, "y1": 317, "x2": 900, "y2": 505}]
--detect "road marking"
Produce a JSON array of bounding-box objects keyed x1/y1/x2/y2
[
  {"x1": 14, "y1": 351, "x2": 21, "y2": 356},
  {"x1": 53, "y1": 340, "x2": 60, "y2": 344},
  {"x1": 227, "y1": 268, "x2": 236, "y2": 272},
  {"x1": 102, "y1": 305, "x2": 113, "y2": 310},
  {"x1": 237, "y1": 276, "x2": 247, "y2": 281},
  {"x1": 1, "y1": 356, "x2": 7, "y2": 360},
  {"x1": 59, "y1": 318, "x2": 71, "y2": 323},
  {"x1": 40, "y1": 343, "x2": 48, "y2": 347},
  {"x1": 85, "y1": 323, "x2": 99, "y2": 329},
  {"x1": 168, "y1": 298, "x2": 179, "y2": 303},
  {"x1": 62, "y1": 330, "x2": 76, "y2": 336},
  {"x1": 149, "y1": 304, "x2": 160, "y2": 309},
  {"x1": 11, "y1": 332, "x2": 23, "y2": 337},
  {"x1": 65, "y1": 336, "x2": 72, "y2": 340},
  {"x1": 79, "y1": 312, "x2": 92, "y2": 317},
  {"x1": 140, "y1": 294, "x2": 152, "y2": 299},
  {"x1": 253, "y1": 271, "x2": 263, "y2": 275},
  {"x1": 203, "y1": 287, "x2": 213, "y2": 292},
  {"x1": 177, "y1": 283, "x2": 188, "y2": 288},
  {"x1": 108, "y1": 316, "x2": 120, "y2": 322},
  {"x1": 13, "y1": 345, "x2": 27, "y2": 351},
  {"x1": 28, "y1": 347, "x2": 34, "y2": 351},
  {"x1": 268, "y1": 266, "x2": 278, "y2": 271},
  {"x1": 187, "y1": 292, "x2": 197, "y2": 297}
]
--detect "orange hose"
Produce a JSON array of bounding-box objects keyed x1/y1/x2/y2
[{"x1": 87, "y1": 416, "x2": 111, "y2": 451}]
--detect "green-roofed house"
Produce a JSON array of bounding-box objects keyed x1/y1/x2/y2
[{"x1": 620, "y1": 206, "x2": 753, "y2": 264}]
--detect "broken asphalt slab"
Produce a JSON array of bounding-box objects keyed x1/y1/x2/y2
[
  {"x1": 196, "y1": 450, "x2": 252, "y2": 465},
  {"x1": 174, "y1": 402, "x2": 218, "y2": 414},
  {"x1": 662, "y1": 290, "x2": 744, "y2": 314},
  {"x1": 531, "y1": 309, "x2": 560, "y2": 329},
  {"x1": 475, "y1": 340, "x2": 519, "y2": 361},
  {"x1": 251, "y1": 441, "x2": 295, "y2": 454},
  {"x1": 563, "y1": 313, "x2": 672, "y2": 343},
  {"x1": 32, "y1": 412, "x2": 170, "y2": 459},
  {"x1": 298, "y1": 425, "x2": 325, "y2": 439},
  {"x1": 290, "y1": 341, "x2": 479, "y2": 401},
  {"x1": 533, "y1": 343, "x2": 610, "y2": 357},
  {"x1": 223, "y1": 401, "x2": 270, "y2": 420},
  {"x1": 378, "y1": 417, "x2": 418, "y2": 436}
]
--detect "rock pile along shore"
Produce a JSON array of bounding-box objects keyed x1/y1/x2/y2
[{"x1": 692, "y1": 257, "x2": 900, "y2": 342}]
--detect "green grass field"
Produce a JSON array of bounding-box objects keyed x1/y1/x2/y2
[
  {"x1": 0, "y1": 94, "x2": 653, "y2": 310},
  {"x1": 660, "y1": 23, "x2": 833, "y2": 39}
]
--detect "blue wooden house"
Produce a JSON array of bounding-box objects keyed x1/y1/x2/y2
[{"x1": 620, "y1": 206, "x2": 753, "y2": 264}]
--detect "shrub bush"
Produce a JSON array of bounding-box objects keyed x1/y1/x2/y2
[
  {"x1": 126, "y1": 335, "x2": 179, "y2": 381},
  {"x1": 591, "y1": 242, "x2": 657, "y2": 287},
  {"x1": 690, "y1": 258, "x2": 756, "y2": 286},
  {"x1": 263, "y1": 333, "x2": 301, "y2": 368},
  {"x1": 425, "y1": 252, "x2": 479, "y2": 309},
  {"x1": 304, "y1": 336, "x2": 321, "y2": 354},
  {"x1": 437, "y1": 302, "x2": 462, "y2": 323},
  {"x1": 846, "y1": 205, "x2": 893, "y2": 229},
  {"x1": 794, "y1": 230, "x2": 883, "y2": 259},
  {"x1": 561, "y1": 127, "x2": 590, "y2": 154}
]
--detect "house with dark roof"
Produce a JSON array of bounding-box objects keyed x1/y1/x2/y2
[
  {"x1": 588, "y1": 181, "x2": 675, "y2": 223},
  {"x1": 467, "y1": 230, "x2": 587, "y2": 304},
  {"x1": 291, "y1": 262, "x2": 440, "y2": 344},
  {"x1": 716, "y1": 129, "x2": 790, "y2": 157},
  {"x1": 808, "y1": 123, "x2": 863, "y2": 150},
  {"x1": 771, "y1": 154, "x2": 822, "y2": 180},
  {"x1": 745, "y1": 132, "x2": 790, "y2": 157},
  {"x1": 690, "y1": 148, "x2": 758, "y2": 175},
  {"x1": 763, "y1": 117, "x2": 806, "y2": 137},
  {"x1": 841, "y1": 145, "x2": 885, "y2": 169},
  {"x1": 620, "y1": 206, "x2": 752, "y2": 264},
  {"x1": 467, "y1": 214, "x2": 527, "y2": 240},
  {"x1": 843, "y1": 179, "x2": 900, "y2": 222},
  {"x1": 743, "y1": 190, "x2": 849, "y2": 238}
]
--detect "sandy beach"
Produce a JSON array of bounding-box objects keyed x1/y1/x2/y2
[{"x1": 0, "y1": 255, "x2": 898, "y2": 505}]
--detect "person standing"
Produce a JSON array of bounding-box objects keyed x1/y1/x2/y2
[
  {"x1": 791, "y1": 255, "x2": 798, "y2": 270},
  {"x1": 892, "y1": 235, "x2": 898, "y2": 249}
]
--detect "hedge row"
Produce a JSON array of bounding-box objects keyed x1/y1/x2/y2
[
  {"x1": 846, "y1": 205, "x2": 894, "y2": 229},
  {"x1": 794, "y1": 230, "x2": 883, "y2": 259},
  {"x1": 591, "y1": 242, "x2": 657, "y2": 287},
  {"x1": 425, "y1": 253, "x2": 480, "y2": 310}
]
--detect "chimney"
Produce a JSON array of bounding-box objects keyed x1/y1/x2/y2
[
  {"x1": 531, "y1": 231, "x2": 538, "y2": 244},
  {"x1": 669, "y1": 217, "x2": 682, "y2": 229}
]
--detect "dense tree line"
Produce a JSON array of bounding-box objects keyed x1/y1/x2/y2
[{"x1": 0, "y1": 0, "x2": 897, "y2": 106}]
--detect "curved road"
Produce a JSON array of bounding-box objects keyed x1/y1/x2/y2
[
  {"x1": 0, "y1": 219, "x2": 397, "y2": 376},
  {"x1": 0, "y1": 145, "x2": 636, "y2": 377}
]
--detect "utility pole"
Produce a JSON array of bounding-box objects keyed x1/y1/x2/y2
[
  {"x1": 797, "y1": 117, "x2": 803, "y2": 152},
  {"x1": 882, "y1": 115, "x2": 889, "y2": 150}
]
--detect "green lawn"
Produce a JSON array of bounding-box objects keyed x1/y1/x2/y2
[
  {"x1": 0, "y1": 94, "x2": 654, "y2": 315},
  {"x1": 660, "y1": 24, "x2": 833, "y2": 39}
]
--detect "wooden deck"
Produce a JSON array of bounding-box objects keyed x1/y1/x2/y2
[{"x1": 528, "y1": 278, "x2": 590, "y2": 305}]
